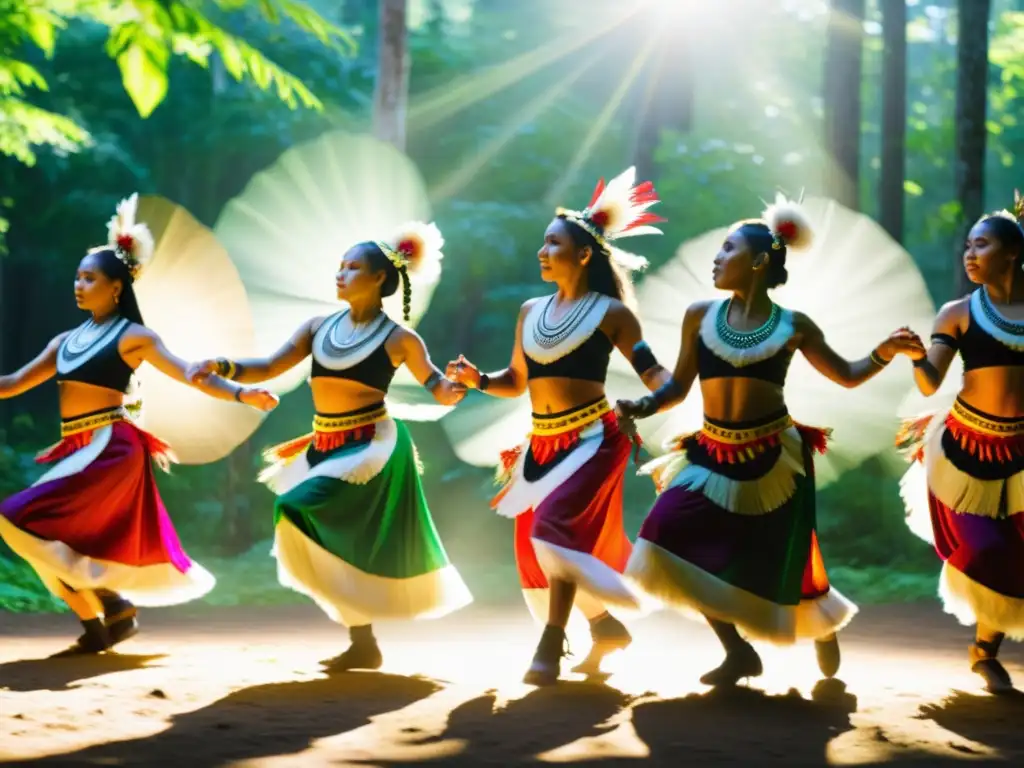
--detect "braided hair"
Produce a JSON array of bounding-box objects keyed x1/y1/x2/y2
[{"x1": 360, "y1": 241, "x2": 412, "y2": 322}]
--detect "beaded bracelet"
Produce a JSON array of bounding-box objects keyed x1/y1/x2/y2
[{"x1": 869, "y1": 349, "x2": 890, "y2": 368}]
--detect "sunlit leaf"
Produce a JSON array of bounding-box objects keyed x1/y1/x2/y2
[
  {"x1": 117, "y1": 36, "x2": 170, "y2": 118},
  {"x1": 903, "y1": 180, "x2": 924, "y2": 196}
]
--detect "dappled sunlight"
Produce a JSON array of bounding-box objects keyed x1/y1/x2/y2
[{"x1": 3, "y1": 605, "x2": 1022, "y2": 764}]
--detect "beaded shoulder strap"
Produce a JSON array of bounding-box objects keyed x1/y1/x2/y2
[
  {"x1": 312, "y1": 309, "x2": 397, "y2": 371},
  {"x1": 969, "y1": 288, "x2": 1024, "y2": 352},
  {"x1": 521, "y1": 292, "x2": 611, "y2": 365},
  {"x1": 57, "y1": 317, "x2": 131, "y2": 375},
  {"x1": 698, "y1": 298, "x2": 794, "y2": 368}
]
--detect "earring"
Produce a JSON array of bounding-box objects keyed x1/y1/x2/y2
[{"x1": 114, "y1": 294, "x2": 120, "y2": 304}]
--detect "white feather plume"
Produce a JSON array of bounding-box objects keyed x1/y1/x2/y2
[
  {"x1": 106, "y1": 192, "x2": 155, "y2": 278},
  {"x1": 762, "y1": 192, "x2": 814, "y2": 251}
]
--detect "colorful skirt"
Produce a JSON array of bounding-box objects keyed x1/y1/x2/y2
[
  {"x1": 626, "y1": 410, "x2": 855, "y2": 644},
  {"x1": 259, "y1": 404, "x2": 472, "y2": 626},
  {"x1": 898, "y1": 398, "x2": 1024, "y2": 639},
  {"x1": 493, "y1": 398, "x2": 641, "y2": 620},
  {"x1": 0, "y1": 408, "x2": 214, "y2": 606}
]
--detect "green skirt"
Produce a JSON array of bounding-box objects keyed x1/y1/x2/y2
[{"x1": 263, "y1": 418, "x2": 472, "y2": 625}]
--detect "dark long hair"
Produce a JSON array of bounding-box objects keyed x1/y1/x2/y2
[
  {"x1": 90, "y1": 248, "x2": 146, "y2": 325},
  {"x1": 359, "y1": 241, "x2": 412, "y2": 321},
  {"x1": 558, "y1": 215, "x2": 637, "y2": 307},
  {"x1": 733, "y1": 220, "x2": 789, "y2": 289},
  {"x1": 978, "y1": 213, "x2": 1024, "y2": 265}
]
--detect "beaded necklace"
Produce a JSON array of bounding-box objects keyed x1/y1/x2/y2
[{"x1": 715, "y1": 299, "x2": 782, "y2": 350}]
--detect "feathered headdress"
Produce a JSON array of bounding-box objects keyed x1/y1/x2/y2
[
  {"x1": 761, "y1": 192, "x2": 814, "y2": 251},
  {"x1": 375, "y1": 220, "x2": 444, "y2": 283},
  {"x1": 556, "y1": 167, "x2": 665, "y2": 272},
  {"x1": 992, "y1": 188, "x2": 1024, "y2": 226},
  {"x1": 103, "y1": 193, "x2": 155, "y2": 280}
]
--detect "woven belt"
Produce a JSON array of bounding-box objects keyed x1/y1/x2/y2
[
  {"x1": 700, "y1": 413, "x2": 794, "y2": 445},
  {"x1": 313, "y1": 405, "x2": 388, "y2": 434},
  {"x1": 950, "y1": 399, "x2": 1024, "y2": 438},
  {"x1": 531, "y1": 399, "x2": 610, "y2": 437},
  {"x1": 60, "y1": 408, "x2": 126, "y2": 438}
]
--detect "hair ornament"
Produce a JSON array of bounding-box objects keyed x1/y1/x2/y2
[
  {"x1": 556, "y1": 166, "x2": 665, "y2": 272},
  {"x1": 102, "y1": 193, "x2": 154, "y2": 280},
  {"x1": 374, "y1": 220, "x2": 444, "y2": 282},
  {"x1": 761, "y1": 192, "x2": 814, "y2": 252}
]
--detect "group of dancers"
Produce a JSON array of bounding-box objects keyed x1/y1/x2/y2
[{"x1": 0, "y1": 170, "x2": 1021, "y2": 695}]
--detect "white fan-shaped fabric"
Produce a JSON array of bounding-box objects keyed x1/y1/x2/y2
[
  {"x1": 442, "y1": 197, "x2": 936, "y2": 488},
  {"x1": 131, "y1": 196, "x2": 265, "y2": 464},
  {"x1": 898, "y1": 355, "x2": 963, "y2": 418},
  {"x1": 212, "y1": 131, "x2": 449, "y2": 420},
  {"x1": 213, "y1": 131, "x2": 435, "y2": 397}
]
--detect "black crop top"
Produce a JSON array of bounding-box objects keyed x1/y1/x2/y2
[
  {"x1": 56, "y1": 317, "x2": 134, "y2": 394},
  {"x1": 311, "y1": 339, "x2": 398, "y2": 391},
  {"x1": 696, "y1": 335, "x2": 793, "y2": 386},
  {"x1": 310, "y1": 312, "x2": 399, "y2": 392},
  {"x1": 958, "y1": 290, "x2": 1024, "y2": 372},
  {"x1": 525, "y1": 330, "x2": 613, "y2": 382}
]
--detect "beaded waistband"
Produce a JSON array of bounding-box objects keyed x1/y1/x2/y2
[
  {"x1": 531, "y1": 398, "x2": 610, "y2": 437},
  {"x1": 950, "y1": 398, "x2": 1024, "y2": 437},
  {"x1": 700, "y1": 412, "x2": 794, "y2": 444},
  {"x1": 313, "y1": 403, "x2": 388, "y2": 434},
  {"x1": 60, "y1": 408, "x2": 126, "y2": 438}
]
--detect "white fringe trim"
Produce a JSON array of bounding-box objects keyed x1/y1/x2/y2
[
  {"x1": 494, "y1": 419, "x2": 606, "y2": 519},
  {"x1": 531, "y1": 538, "x2": 651, "y2": 613},
  {"x1": 625, "y1": 539, "x2": 857, "y2": 644},
  {"x1": 939, "y1": 562, "x2": 1024, "y2": 640},
  {"x1": 260, "y1": 418, "x2": 399, "y2": 495},
  {"x1": 924, "y1": 417, "x2": 1024, "y2": 519},
  {"x1": 642, "y1": 427, "x2": 807, "y2": 515},
  {"x1": 32, "y1": 426, "x2": 113, "y2": 486},
  {"x1": 698, "y1": 299, "x2": 795, "y2": 367},
  {"x1": 0, "y1": 516, "x2": 214, "y2": 607},
  {"x1": 970, "y1": 289, "x2": 1024, "y2": 352},
  {"x1": 899, "y1": 460, "x2": 935, "y2": 545},
  {"x1": 521, "y1": 293, "x2": 611, "y2": 364},
  {"x1": 272, "y1": 517, "x2": 473, "y2": 625}
]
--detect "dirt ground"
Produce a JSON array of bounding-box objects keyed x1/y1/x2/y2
[{"x1": 1, "y1": 600, "x2": 1022, "y2": 767}]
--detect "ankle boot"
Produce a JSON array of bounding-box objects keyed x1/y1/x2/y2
[
  {"x1": 523, "y1": 624, "x2": 569, "y2": 686},
  {"x1": 322, "y1": 624, "x2": 383, "y2": 672},
  {"x1": 571, "y1": 613, "x2": 632, "y2": 675}
]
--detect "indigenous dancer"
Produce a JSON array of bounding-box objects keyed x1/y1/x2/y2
[
  {"x1": 189, "y1": 222, "x2": 473, "y2": 672},
  {"x1": 617, "y1": 194, "x2": 923, "y2": 685},
  {"x1": 0, "y1": 194, "x2": 278, "y2": 655},
  {"x1": 446, "y1": 168, "x2": 672, "y2": 685},
  {"x1": 897, "y1": 193, "x2": 1024, "y2": 693}
]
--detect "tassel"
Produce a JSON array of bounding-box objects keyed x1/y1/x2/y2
[
  {"x1": 495, "y1": 446, "x2": 523, "y2": 486},
  {"x1": 263, "y1": 433, "x2": 316, "y2": 464},
  {"x1": 35, "y1": 431, "x2": 94, "y2": 464},
  {"x1": 796, "y1": 424, "x2": 832, "y2": 455}
]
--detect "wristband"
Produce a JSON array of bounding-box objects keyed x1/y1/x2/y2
[
  {"x1": 869, "y1": 350, "x2": 890, "y2": 368},
  {"x1": 479, "y1": 373, "x2": 490, "y2": 391}
]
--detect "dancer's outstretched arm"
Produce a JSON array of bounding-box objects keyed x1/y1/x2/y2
[
  {"x1": 796, "y1": 313, "x2": 925, "y2": 389},
  {"x1": 125, "y1": 327, "x2": 278, "y2": 411},
  {"x1": 603, "y1": 300, "x2": 672, "y2": 390},
  {"x1": 907, "y1": 299, "x2": 966, "y2": 396},
  {"x1": 187, "y1": 318, "x2": 319, "y2": 386},
  {"x1": 0, "y1": 334, "x2": 68, "y2": 399},
  {"x1": 392, "y1": 327, "x2": 467, "y2": 406},
  {"x1": 616, "y1": 301, "x2": 707, "y2": 419},
  {"x1": 445, "y1": 300, "x2": 532, "y2": 398}
]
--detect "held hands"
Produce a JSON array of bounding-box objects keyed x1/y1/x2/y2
[
  {"x1": 878, "y1": 326, "x2": 926, "y2": 362},
  {"x1": 186, "y1": 358, "x2": 220, "y2": 384},
  {"x1": 434, "y1": 377, "x2": 468, "y2": 406},
  {"x1": 614, "y1": 399, "x2": 641, "y2": 441},
  {"x1": 238, "y1": 387, "x2": 279, "y2": 412},
  {"x1": 445, "y1": 354, "x2": 482, "y2": 389}
]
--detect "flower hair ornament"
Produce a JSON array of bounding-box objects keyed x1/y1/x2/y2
[
  {"x1": 374, "y1": 220, "x2": 445, "y2": 283},
  {"x1": 101, "y1": 193, "x2": 155, "y2": 280},
  {"x1": 761, "y1": 192, "x2": 814, "y2": 252},
  {"x1": 556, "y1": 166, "x2": 666, "y2": 272}
]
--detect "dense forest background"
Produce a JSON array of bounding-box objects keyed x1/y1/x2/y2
[{"x1": 2, "y1": 0, "x2": 1023, "y2": 612}]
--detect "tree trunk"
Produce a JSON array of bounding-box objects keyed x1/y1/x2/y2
[
  {"x1": 879, "y1": 0, "x2": 907, "y2": 242},
  {"x1": 823, "y1": 0, "x2": 866, "y2": 210},
  {"x1": 372, "y1": 0, "x2": 410, "y2": 150},
  {"x1": 954, "y1": 0, "x2": 992, "y2": 295}
]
